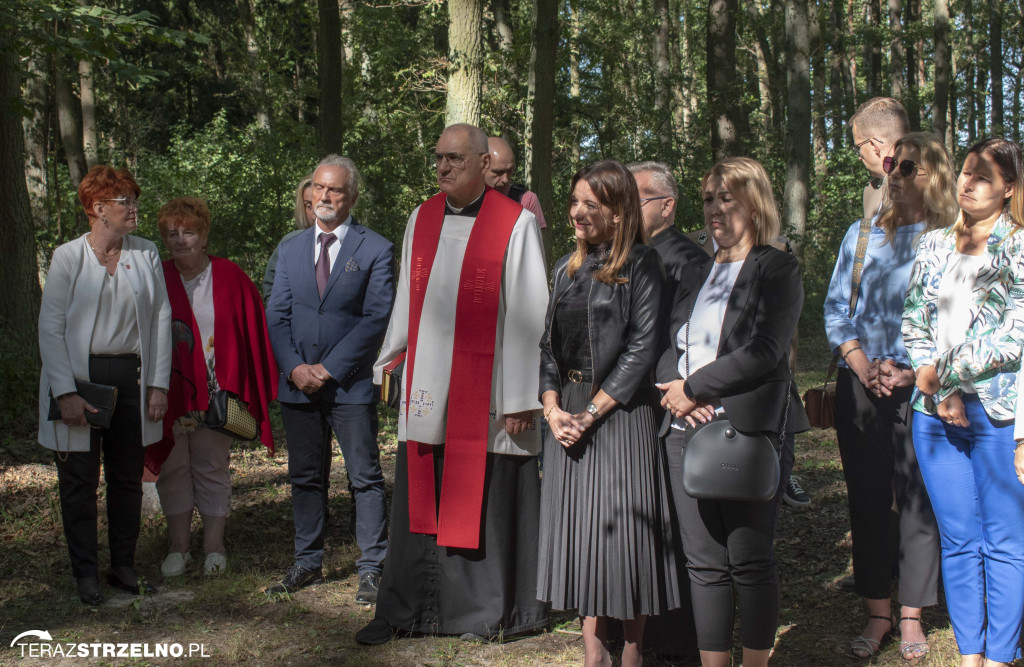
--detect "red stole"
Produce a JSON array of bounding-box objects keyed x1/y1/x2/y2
[{"x1": 405, "y1": 188, "x2": 522, "y2": 549}]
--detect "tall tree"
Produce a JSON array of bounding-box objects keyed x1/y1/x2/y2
[
  {"x1": 903, "y1": 0, "x2": 921, "y2": 128},
  {"x1": 888, "y1": 0, "x2": 905, "y2": 101},
  {"x1": 236, "y1": 0, "x2": 269, "y2": 129},
  {"x1": 864, "y1": 0, "x2": 882, "y2": 95},
  {"x1": 525, "y1": 0, "x2": 557, "y2": 243},
  {"x1": 989, "y1": 0, "x2": 1003, "y2": 133},
  {"x1": 707, "y1": 0, "x2": 743, "y2": 158},
  {"x1": 446, "y1": 0, "x2": 484, "y2": 126},
  {"x1": 933, "y1": 0, "x2": 951, "y2": 140},
  {"x1": 652, "y1": 0, "x2": 672, "y2": 152},
  {"x1": 809, "y1": 0, "x2": 827, "y2": 173},
  {"x1": 317, "y1": 0, "x2": 343, "y2": 155},
  {"x1": 783, "y1": 0, "x2": 811, "y2": 254},
  {"x1": 0, "y1": 32, "x2": 43, "y2": 357}
]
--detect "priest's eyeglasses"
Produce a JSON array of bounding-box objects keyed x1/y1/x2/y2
[
  {"x1": 640, "y1": 196, "x2": 670, "y2": 206},
  {"x1": 433, "y1": 152, "x2": 486, "y2": 169}
]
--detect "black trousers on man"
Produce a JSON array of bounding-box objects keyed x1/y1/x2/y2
[{"x1": 55, "y1": 354, "x2": 144, "y2": 578}]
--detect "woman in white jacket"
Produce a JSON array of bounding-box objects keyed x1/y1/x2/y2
[{"x1": 38, "y1": 165, "x2": 171, "y2": 605}]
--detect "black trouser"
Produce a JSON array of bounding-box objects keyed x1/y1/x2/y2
[
  {"x1": 664, "y1": 426, "x2": 791, "y2": 652},
  {"x1": 835, "y1": 368, "x2": 939, "y2": 606},
  {"x1": 55, "y1": 354, "x2": 144, "y2": 578}
]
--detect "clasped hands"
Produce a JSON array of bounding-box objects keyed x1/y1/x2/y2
[
  {"x1": 546, "y1": 407, "x2": 598, "y2": 448},
  {"x1": 655, "y1": 380, "x2": 715, "y2": 427},
  {"x1": 290, "y1": 363, "x2": 332, "y2": 394},
  {"x1": 58, "y1": 386, "x2": 167, "y2": 426}
]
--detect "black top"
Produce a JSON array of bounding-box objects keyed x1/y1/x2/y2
[
  {"x1": 552, "y1": 247, "x2": 604, "y2": 372},
  {"x1": 648, "y1": 226, "x2": 707, "y2": 298}
]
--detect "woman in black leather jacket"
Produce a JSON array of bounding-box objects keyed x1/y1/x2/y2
[
  {"x1": 656, "y1": 157, "x2": 808, "y2": 667},
  {"x1": 537, "y1": 160, "x2": 679, "y2": 667}
]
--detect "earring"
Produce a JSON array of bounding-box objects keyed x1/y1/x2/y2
[{"x1": 102, "y1": 217, "x2": 109, "y2": 228}]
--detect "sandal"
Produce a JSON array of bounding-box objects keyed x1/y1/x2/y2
[
  {"x1": 899, "y1": 616, "x2": 930, "y2": 663},
  {"x1": 849, "y1": 614, "x2": 894, "y2": 659}
]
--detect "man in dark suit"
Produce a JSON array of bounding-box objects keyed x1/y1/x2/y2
[{"x1": 265, "y1": 155, "x2": 395, "y2": 604}]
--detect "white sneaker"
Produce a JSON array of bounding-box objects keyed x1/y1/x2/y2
[
  {"x1": 204, "y1": 552, "x2": 227, "y2": 576},
  {"x1": 161, "y1": 552, "x2": 192, "y2": 577}
]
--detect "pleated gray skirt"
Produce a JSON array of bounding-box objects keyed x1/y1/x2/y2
[{"x1": 537, "y1": 383, "x2": 681, "y2": 620}]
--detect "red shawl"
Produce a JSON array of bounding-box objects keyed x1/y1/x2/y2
[{"x1": 145, "y1": 256, "x2": 278, "y2": 474}]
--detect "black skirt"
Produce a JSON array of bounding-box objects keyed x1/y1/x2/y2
[{"x1": 537, "y1": 382, "x2": 681, "y2": 619}]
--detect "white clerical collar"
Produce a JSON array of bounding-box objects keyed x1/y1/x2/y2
[{"x1": 445, "y1": 190, "x2": 485, "y2": 216}]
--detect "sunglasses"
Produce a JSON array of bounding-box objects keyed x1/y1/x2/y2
[{"x1": 883, "y1": 157, "x2": 924, "y2": 178}]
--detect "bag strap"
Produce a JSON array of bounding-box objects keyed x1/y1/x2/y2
[{"x1": 822, "y1": 217, "x2": 873, "y2": 387}]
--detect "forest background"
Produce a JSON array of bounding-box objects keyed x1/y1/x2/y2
[{"x1": 0, "y1": 0, "x2": 1021, "y2": 432}]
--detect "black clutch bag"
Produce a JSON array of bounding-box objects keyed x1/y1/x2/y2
[
  {"x1": 48, "y1": 381, "x2": 119, "y2": 430},
  {"x1": 681, "y1": 420, "x2": 780, "y2": 502},
  {"x1": 205, "y1": 390, "x2": 259, "y2": 441}
]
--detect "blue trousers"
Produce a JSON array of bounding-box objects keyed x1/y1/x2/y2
[
  {"x1": 913, "y1": 394, "x2": 1024, "y2": 662},
  {"x1": 280, "y1": 400, "x2": 387, "y2": 575}
]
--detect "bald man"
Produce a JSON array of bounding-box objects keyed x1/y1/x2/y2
[{"x1": 485, "y1": 137, "x2": 548, "y2": 231}]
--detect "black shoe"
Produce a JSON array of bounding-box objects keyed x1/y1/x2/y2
[
  {"x1": 264, "y1": 564, "x2": 324, "y2": 595},
  {"x1": 106, "y1": 570, "x2": 156, "y2": 596},
  {"x1": 77, "y1": 576, "x2": 103, "y2": 605},
  {"x1": 355, "y1": 571, "x2": 380, "y2": 605},
  {"x1": 834, "y1": 574, "x2": 857, "y2": 593},
  {"x1": 355, "y1": 617, "x2": 393, "y2": 645},
  {"x1": 782, "y1": 475, "x2": 811, "y2": 508}
]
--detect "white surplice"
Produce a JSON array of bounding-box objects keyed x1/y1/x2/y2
[{"x1": 373, "y1": 205, "x2": 549, "y2": 456}]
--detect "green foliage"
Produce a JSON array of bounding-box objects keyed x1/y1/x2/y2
[{"x1": 138, "y1": 112, "x2": 318, "y2": 279}]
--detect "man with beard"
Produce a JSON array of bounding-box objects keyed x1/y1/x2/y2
[
  {"x1": 265, "y1": 155, "x2": 394, "y2": 604},
  {"x1": 356, "y1": 123, "x2": 548, "y2": 644}
]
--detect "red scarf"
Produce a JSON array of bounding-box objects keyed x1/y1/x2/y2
[
  {"x1": 405, "y1": 189, "x2": 522, "y2": 549},
  {"x1": 145, "y1": 257, "x2": 278, "y2": 474}
]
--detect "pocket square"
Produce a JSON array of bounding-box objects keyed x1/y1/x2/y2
[{"x1": 344, "y1": 258, "x2": 360, "y2": 272}]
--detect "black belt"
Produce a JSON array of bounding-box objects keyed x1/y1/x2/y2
[{"x1": 563, "y1": 368, "x2": 594, "y2": 384}]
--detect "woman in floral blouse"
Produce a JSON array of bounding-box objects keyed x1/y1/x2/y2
[{"x1": 903, "y1": 137, "x2": 1024, "y2": 667}]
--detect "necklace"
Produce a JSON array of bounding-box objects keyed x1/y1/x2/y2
[{"x1": 87, "y1": 233, "x2": 122, "y2": 258}]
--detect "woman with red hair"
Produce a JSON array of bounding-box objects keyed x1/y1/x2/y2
[{"x1": 38, "y1": 165, "x2": 171, "y2": 604}]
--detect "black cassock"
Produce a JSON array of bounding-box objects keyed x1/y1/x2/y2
[{"x1": 375, "y1": 442, "x2": 548, "y2": 638}]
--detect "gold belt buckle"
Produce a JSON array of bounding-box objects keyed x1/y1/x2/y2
[{"x1": 568, "y1": 369, "x2": 583, "y2": 383}]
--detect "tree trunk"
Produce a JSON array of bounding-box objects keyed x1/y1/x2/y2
[
  {"x1": 78, "y1": 58, "x2": 97, "y2": 168},
  {"x1": 526, "y1": 0, "x2": 557, "y2": 263},
  {"x1": 446, "y1": 0, "x2": 485, "y2": 126},
  {"x1": 810, "y1": 0, "x2": 827, "y2": 174},
  {"x1": 988, "y1": 0, "x2": 1003, "y2": 133},
  {"x1": 237, "y1": 0, "x2": 269, "y2": 129},
  {"x1": 1013, "y1": 66, "x2": 1022, "y2": 143},
  {"x1": 904, "y1": 0, "x2": 921, "y2": 129},
  {"x1": 784, "y1": 0, "x2": 811, "y2": 256},
  {"x1": 707, "y1": 0, "x2": 744, "y2": 158},
  {"x1": 0, "y1": 37, "x2": 43, "y2": 357},
  {"x1": 652, "y1": 0, "x2": 672, "y2": 152},
  {"x1": 493, "y1": 0, "x2": 515, "y2": 77},
  {"x1": 933, "y1": 0, "x2": 950, "y2": 139},
  {"x1": 569, "y1": 0, "x2": 581, "y2": 166},
  {"x1": 669, "y1": 0, "x2": 690, "y2": 145},
  {"x1": 946, "y1": 51, "x2": 957, "y2": 149},
  {"x1": 317, "y1": 0, "x2": 344, "y2": 155},
  {"x1": 964, "y1": 0, "x2": 977, "y2": 142},
  {"x1": 54, "y1": 55, "x2": 88, "y2": 190},
  {"x1": 888, "y1": 0, "x2": 904, "y2": 100},
  {"x1": 829, "y1": 0, "x2": 854, "y2": 143},
  {"x1": 864, "y1": 0, "x2": 882, "y2": 95},
  {"x1": 746, "y1": 0, "x2": 778, "y2": 134},
  {"x1": 23, "y1": 52, "x2": 49, "y2": 228},
  {"x1": 293, "y1": 0, "x2": 306, "y2": 123}
]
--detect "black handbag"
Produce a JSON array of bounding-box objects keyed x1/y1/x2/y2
[
  {"x1": 205, "y1": 389, "x2": 259, "y2": 441},
  {"x1": 678, "y1": 296, "x2": 789, "y2": 502},
  {"x1": 48, "y1": 380, "x2": 119, "y2": 430},
  {"x1": 681, "y1": 419, "x2": 781, "y2": 502}
]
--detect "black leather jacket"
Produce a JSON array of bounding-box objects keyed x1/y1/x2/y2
[{"x1": 539, "y1": 243, "x2": 666, "y2": 405}]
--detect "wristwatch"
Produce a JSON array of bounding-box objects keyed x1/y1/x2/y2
[{"x1": 586, "y1": 403, "x2": 601, "y2": 419}]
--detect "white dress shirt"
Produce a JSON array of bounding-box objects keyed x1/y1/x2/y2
[{"x1": 312, "y1": 215, "x2": 353, "y2": 270}]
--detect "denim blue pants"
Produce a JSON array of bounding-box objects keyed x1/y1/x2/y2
[{"x1": 913, "y1": 394, "x2": 1024, "y2": 662}]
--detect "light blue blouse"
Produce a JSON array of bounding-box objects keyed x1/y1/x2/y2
[{"x1": 823, "y1": 218, "x2": 926, "y2": 367}]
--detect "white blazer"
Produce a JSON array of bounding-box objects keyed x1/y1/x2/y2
[{"x1": 37, "y1": 233, "x2": 172, "y2": 452}]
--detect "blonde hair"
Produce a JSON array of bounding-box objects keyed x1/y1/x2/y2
[
  {"x1": 701, "y1": 157, "x2": 781, "y2": 246},
  {"x1": 850, "y1": 97, "x2": 910, "y2": 144},
  {"x1": 566, "y1": 160, "x2": 646, "y2": 284},
  {"x1": 877, "y1": 132, "x2": 958, "y2": 243},
  {"x1": 293, "y1": 173, "x2": 314, "y2": 230}
]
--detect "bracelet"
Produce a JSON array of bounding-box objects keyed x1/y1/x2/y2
[
  {"x1": 841, "y1": 346, "x2": 863, "y2": 361},
  {"x1": 544, "y1": 405, "x2": 558, "y2": 420}
]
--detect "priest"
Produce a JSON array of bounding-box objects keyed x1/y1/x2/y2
[{"x1": 355, "y1": 123, "x2": 549, "y2": 644}]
